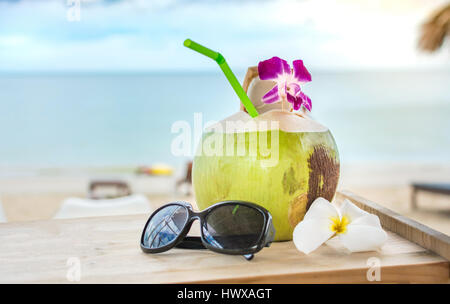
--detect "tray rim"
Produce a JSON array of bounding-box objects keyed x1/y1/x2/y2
[{"x1": 337, "y1": 190, "x2": 450, "y2": 261}]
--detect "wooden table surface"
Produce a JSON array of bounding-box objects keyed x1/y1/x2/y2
[{"x1": 0, "y1": 192, "x2": 448, "y2": 283}]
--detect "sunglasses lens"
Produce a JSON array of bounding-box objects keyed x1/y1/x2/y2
[
  {"x1": 202, "y1": 204, "x2": 265, "y2": 250},
  {"x1": 142, "y1": 204, "x2": 188, "y2": 249}
]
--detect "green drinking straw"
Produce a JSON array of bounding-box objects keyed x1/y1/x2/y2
[{"x1": 183, "y1": 39, "x2": 259, "y2": 118}]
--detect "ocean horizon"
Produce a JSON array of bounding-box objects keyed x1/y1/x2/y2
[{"x1": 0, "y1": 69, "x2": 449, "y2": 172}]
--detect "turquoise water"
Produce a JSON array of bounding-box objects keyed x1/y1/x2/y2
[{"x1": 0, "y1": 70, "x2": 449, "y2": 168}]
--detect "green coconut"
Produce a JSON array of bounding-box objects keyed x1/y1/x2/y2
[{"x1": 192, "y1": 76, "x2": 340, "y2": 241}]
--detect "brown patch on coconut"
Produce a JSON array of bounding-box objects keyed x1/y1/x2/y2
[
  {"x1": 306, "y1": 145, "x2": 340, "y2": 211},
  {"x1": 288, "y1": 193, "x2": 308, "y2": 228},
  {"x1": 283, "y1": 167, "x2": 299, "y2": 195}
]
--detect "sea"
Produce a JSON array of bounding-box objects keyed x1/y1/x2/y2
[{"x1": 0, "y1": 70, "x2": 449, "y2": 174}]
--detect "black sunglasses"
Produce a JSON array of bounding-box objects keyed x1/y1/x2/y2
[{"x1": 140, "y1": 200, "x2": 275, "y2": 260}]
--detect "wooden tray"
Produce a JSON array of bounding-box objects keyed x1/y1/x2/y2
[{"x1": 0, "y1": 191, "x2": 448, "y2": 283}]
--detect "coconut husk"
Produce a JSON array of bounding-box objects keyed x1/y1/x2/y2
[
  {"x1": 418, "y1": 3, "x2": 450, "y2": 52},
  {"x1": 240, "y1": 66, "x2": 259, "y2": 113}
]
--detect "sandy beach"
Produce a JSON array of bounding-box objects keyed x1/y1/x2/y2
[{"x1": 0, "y1": 162, "x2": 449, "y2": 235}]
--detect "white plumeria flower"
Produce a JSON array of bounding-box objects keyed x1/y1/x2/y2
[{"x1": 293, "y1": 197, "x2": 387, "y2": 254}]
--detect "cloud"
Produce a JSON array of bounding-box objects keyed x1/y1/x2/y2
[{"x1": 0, "y1": 0, "x2": 448, "y2": 71}]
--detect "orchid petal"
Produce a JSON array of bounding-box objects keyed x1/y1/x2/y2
[
  {"x1": 286, "y1": 91, "x2": 296, "y2": 104},
  {"x1": 294, "y1": 99, "x2": 303, "y2": 111},
  {"x1": 258, "y1": 57, "x2": 291, "y2": 81},
  {"x1": 292, "y1": 60, "x2": 311, "y2": 83},
  {"x1": 286, "y1": 92, "x2": 303, "y2": 111},
  {"x1": 293, "y1": 197, "x2": 338, "y2": 254},
  {"x1": 288, "y1": 82, "x2": 301, "y2": 96},
  {"x1": 298, "y1": 91, "x2": 312, "y2": 111},
  {"x1": 286, "y1": 92, "x2": 302, "y2": 111},
  {"x1": 338, "y1": 215, "x2": 388, "y2": 252},
  {"x1": 261, "y1": 85, "x2": 280, "y2": 104}
]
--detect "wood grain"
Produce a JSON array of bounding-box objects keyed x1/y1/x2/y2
[
  {"x1": 0, "y1": 195, "x2": 448, "y2": 283},
  {"x1": 337, "y1": 190, "x2": 450, "y2": 261}
]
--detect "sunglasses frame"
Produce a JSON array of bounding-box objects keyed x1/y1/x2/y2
[{"x1": 140, "y1": 200, "x2": 275, "y2": 257}]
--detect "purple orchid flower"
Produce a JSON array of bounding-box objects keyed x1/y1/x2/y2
[{"x1": 258, "y1": 56, "x2": 312, "y2": 111}]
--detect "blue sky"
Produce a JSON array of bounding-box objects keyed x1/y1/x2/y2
[{"x1": 0, "y1": 0, "x2": 449, "y2": 72}]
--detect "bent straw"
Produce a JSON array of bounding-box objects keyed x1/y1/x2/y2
[{"x1": 183, "y1": 39, "x2": 259, "y2": 118}]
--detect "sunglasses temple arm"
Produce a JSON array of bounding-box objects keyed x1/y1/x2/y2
[{"x1": 264, "y1": 218, "x2": 276, "y2": 247}]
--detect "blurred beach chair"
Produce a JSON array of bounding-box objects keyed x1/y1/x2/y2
[
  {"x1": 176, "y1": 161, "x2": 193, "y2": 195},
  {"x1": 136, "y1": 163, "x2": 174, "y2": 176},
  {"x1": 411, "y1": 182, "x2": 450, "y2": 210},
  {"x1": 54, "y1": 194, "x2": 152, "y2": 219},
  {"x1": 88, "y1": 180, "x2": 132, "y2": 200},
  {"x1": 0, "y1": 200, "x2": 6, "y2": 223},
  {"x1": 54, "y1": 180, "x2": 152, "y2": 219}
]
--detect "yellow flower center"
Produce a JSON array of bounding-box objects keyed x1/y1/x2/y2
[{"x1": 330, "y1": 215, "x2": 349, "y2": 234}]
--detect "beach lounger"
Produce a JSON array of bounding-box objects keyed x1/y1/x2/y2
[
  {"x1": 54, "y1": 194, "x2": 152, "y2": 219},
  {"x1": 411, "y1": 182, "x2": 450, "y2": 209},
  {"x1": 0, "y1": 200, "x2": 6, "y2": 223},
  {"x1": 176, "y1": 161, "x2": 193, "y2": 195},
  {"x1": 88, "y1": 180, "x2": 132, "y2": 200}
]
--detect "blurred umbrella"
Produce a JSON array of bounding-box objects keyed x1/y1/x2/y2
[{"x1": 418, "y1": 3, "x2": 450, "y2": 52}]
